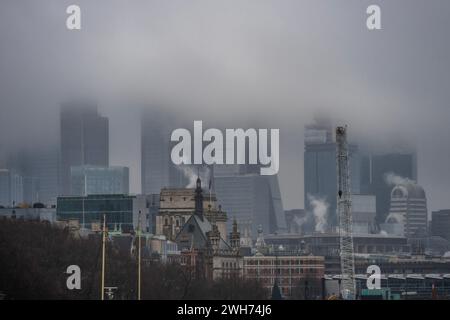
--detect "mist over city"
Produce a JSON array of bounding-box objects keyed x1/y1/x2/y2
[{"x1": 1, "y1": 0, "x2": 450, "y2": 303}]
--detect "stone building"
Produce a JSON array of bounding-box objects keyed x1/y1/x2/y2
[
  {"x1": 175, "y1": 177, "x2": 243, "y2": 280},
  {"x1": 156, "y1": 185, "x2": 227, "y2": 241}
]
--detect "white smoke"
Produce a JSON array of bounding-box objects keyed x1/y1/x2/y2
[
  {"x1": 384, "y1": 172, "x2": 415, "y2": 186},
  {"x1": 293, "y1": 214, "x2": 308, "y2": 232},
  {"x1": 385, "y1": 212, "x2": 404, "y2": 224},
  {"x1": 176, "y1": 165, "x2": 211, "y2": 188},
  {"x1": 307, "y1": 194, "x2": 329, "y2": 233}
]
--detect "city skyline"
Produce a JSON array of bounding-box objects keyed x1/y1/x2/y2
[
  {"x1": 1, "y1": 1, "x2": 450, "y2": 303},
  {"x1": 0, "y1": 1, "x2": 450, "y2": 212}
]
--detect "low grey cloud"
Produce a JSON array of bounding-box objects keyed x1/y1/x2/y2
[{"x1": 0, "y1": 0, "x2": 449, "y2": 210}]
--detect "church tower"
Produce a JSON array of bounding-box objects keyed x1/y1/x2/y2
[{"x1": 195, "y1": 176, "x2": 204, "y2": 221}]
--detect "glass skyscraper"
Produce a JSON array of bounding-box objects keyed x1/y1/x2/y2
[
  {"x1": 60, "y1": 102, "x2": 109, "y2": 195},
  {"x1": 303, "y1": 123, "x2": 361, "y2": 230},
  {"x1": 213, "y1": 165, "x2": 287, "y2": 238},
  {"x1": 141, "y1": 109, "x2": 187, "y2": 195}
]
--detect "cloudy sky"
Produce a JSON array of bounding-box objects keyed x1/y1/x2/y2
[{"x1": 0, "y1": 0, "x2": 449, "y2": 211}]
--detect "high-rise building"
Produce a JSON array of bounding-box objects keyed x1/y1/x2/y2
[
  {"x1": 214, "y1": 166, "x2": 287, "y2": 237},
  {"x1": 12, "y1": 147, "x2": 59, "y2": 206},
  {"x1": 60, "y1": 102, "x2": 109, "y2": 195},
  {"x1": 361, "y1": 153, "x2": 417, "y2": 224},
  {"x1": 0, "y1": 169, "x2": 23, "y2": 207},
  {"x1": 431, "y1": 210, "x2": 450, "y2": 242},
  {"x1": 382, "y1": 183, "x2": 427, "y2": 239},
  {"x1": 141, "y1": 110, "x2": 187, "y2": 195},
  {"x1": 70, "y1": 165, "x2": 129, "y2": 196},
  {"x1": 352, "y1": 194, "x2": 376, "y2": 235},
  {"x1": 303, "y1": 123, "x2": 360, "y2": 230}
]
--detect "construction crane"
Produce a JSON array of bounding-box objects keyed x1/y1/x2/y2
[{"x1": 336, "y1": 126, "x2": 356, "y2": 299}]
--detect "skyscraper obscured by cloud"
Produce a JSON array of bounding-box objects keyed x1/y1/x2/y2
[
  {"x1": 21, "y1": 147, "x2": 59, "y2": 205},
  {"x1": 141, "y1": 109, "x2": 187, "y2": 195},
  {"x1": 303, "y1": 121, "x2": 361, "y2": 231},
  {"x1": 60, "y1": 102, "x2": 109, "y2": 195}
]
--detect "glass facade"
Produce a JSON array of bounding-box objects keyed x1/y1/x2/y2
[
  {"x1": 70, "y1": 165, "x2": 129, "y2": 196},
  {"x1": 57, "y1": 194, "x2": 135, "y2": 230},
  {"x1": 214, "y1": 173, "x2": 286, "y2": 237},
  {"x1": 60, "y1": 103, "x2": 109, "y2": 195},
  {"x1": 304, "y1": 141, "x2": 360, "y2": 230}
]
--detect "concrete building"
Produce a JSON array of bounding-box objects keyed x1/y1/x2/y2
[
  {"x1": 0, "y1": 169, "x2": 23, "y2": 207},
  {"x1": 382, "y1": 183, "x2": 428, "y2": 239},
  {"x1": 361, "y1": 153, "x2": 417, "y2": 224},
  {"x1": 264, "y1": 233, "x2": 411, "y2": 274},
  {"x1": 0, "y1": 207, "x2": 56, "y2": 223},
  {"x1": 70, "y1": 165, "x2": 129, "y2": 196},
  {"x1": 60, "y1": 102, "x2": 109, "y2": 195},
  {"x1": 352, "y1": 194, "x2": 377, "y2": 234},
  {"x1": 149, "y1": 235, "x2": 181, "y2": 264},
  {"x1": 56, "y1": 194, "x2": 147, "y2": 232}
]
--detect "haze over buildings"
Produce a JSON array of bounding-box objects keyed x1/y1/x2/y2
[{"x1": 0, "y1": 0, "x2": 450, "y2": 213}]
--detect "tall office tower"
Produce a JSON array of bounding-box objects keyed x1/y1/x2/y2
[
  {"x1": 431, "y1": 210, "x2": 450, "y2": 242},
  {"x1": 141, "y1": 110, "x2": 187, "y2": 195},
  {"x1": 382, "y1": 183, "x2": 427, "y2": 239},
  {"x1": 213, "y1": 165, "x2": 287, "y2": 238},
  {"x1": 60, "y1": 102, "x2": 109, "y2": 195},
  {"x1": 70, "y1": 165, "x2": 129, "y2": 196},
  {"x1": 0, "y1": 169, "x2": 23, "y2": 207},
  {"x1": 361, "y1": 153, "x2": 417, "y2": 224},
  {"x1": 303, "y1": 122, "x2": 360, "y2": 231},
  {"x1": 351, "y1": 194, "x2": 376, "y2": 235},
  {"x1": 11, "y1": 147, "x2": 59, "y2": 206}
]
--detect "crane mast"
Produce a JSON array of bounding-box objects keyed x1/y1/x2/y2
[{"x1": 336, "y1": 126, "x2": 356, "y2": 299}]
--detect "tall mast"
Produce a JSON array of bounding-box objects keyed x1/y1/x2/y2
[{"x1": 336, "y1": 126, "x2": 356, "y2": 299}]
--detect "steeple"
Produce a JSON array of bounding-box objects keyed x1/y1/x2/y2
[
  {"x1": 195, "y1": 176, "x2": 204, "y2": 220},
  {"x1": 229, "y1": 217, "x2": 241, "y2": 253}
]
